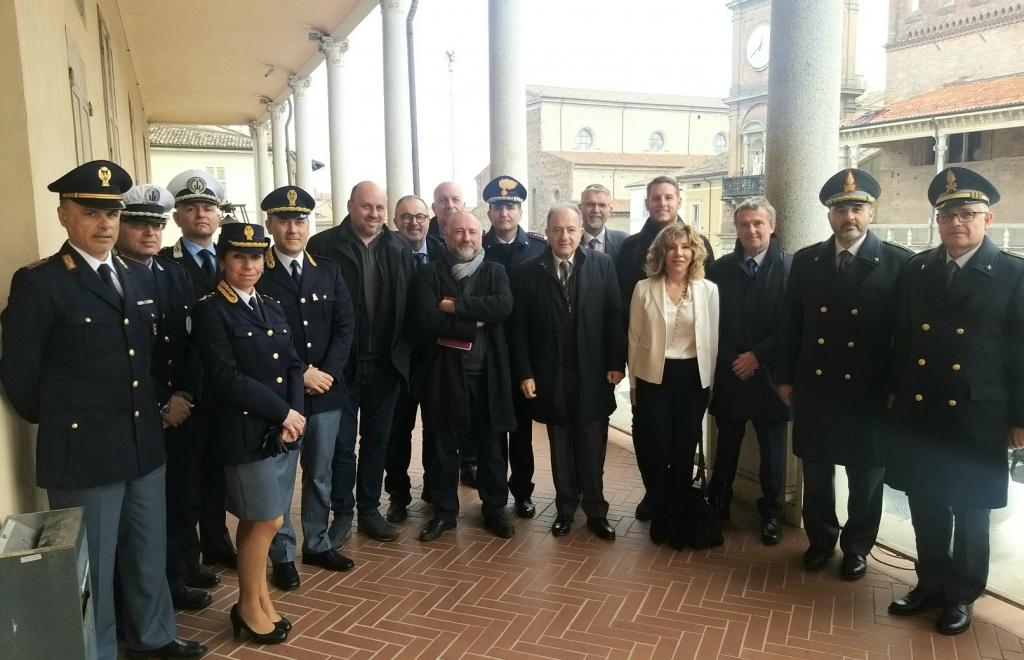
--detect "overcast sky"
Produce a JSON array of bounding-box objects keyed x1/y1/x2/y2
[{"x1": 298, "y1": 0, "x2": 890, "y2": 205}]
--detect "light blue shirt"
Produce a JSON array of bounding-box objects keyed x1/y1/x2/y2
[{"x1": 182, "y1": 237, "x2": 216, "y2": 268}]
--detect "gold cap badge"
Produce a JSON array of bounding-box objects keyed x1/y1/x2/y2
[
  {"x1": 841, "y1": 170, "x2": 856, "y2": 194},
  {"x1": 286, "y1": 189, "x2": 298, "y2": 207},
  {"x1": 498, "y1": 178, "x2": 517, "y2": 197},
  {"x1": 98, "y1": 167, "x2": 112, "y2": 187},
  {"x1": 945, "y1": 169, "x2": 957, "y2": 194},
  {"x1": 243, "y1": 225, "x2": 255, "y2": 241}
]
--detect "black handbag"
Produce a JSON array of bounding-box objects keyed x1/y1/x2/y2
[{"x1": 682, "y1": 435, "x2": 724, "y2": 549}]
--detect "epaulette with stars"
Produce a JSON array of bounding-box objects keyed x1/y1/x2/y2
[{"x1": 527, "y1": 231, "x2": 547, "y2": 242}]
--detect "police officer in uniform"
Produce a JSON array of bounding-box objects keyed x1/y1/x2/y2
[
  {"x1": 256, "y1": 186, "x2": 356, "y2": 589},
  {"x1": 115, "y1": 185, "x2": 218, "y2": 611},
  {"x1": 159, "y1": 169, "x2": 236, "y2": 568},
  {"x1": 777, "y1": 169, "x2": 912, "y2": 580},
  {"x1": 886, "y1": 168, "x2": 1024, "y2": 635},
  {"x1": 481, "y1": 175, "x2": 546, "y2": 520},
  {"x1": 0, "y1": 161, "x2": 206, "y2": 659}
]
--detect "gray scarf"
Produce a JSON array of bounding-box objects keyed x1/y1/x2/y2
[{"x1": 451, "y1": 249, "x2": 485, "y2": 281}]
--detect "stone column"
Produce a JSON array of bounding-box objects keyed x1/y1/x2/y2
[
  {"x1": 765, "y1": 0, "x2": 844, "y2": 250},
  {"x1": 488, "y1": 0, "x2": 529, "y2": 227},
  {"x1": 250, "y1": 120, "x2": 273, "y2": 216},
  {"x1": 321, "y1": 37, "x2": 350, "y2": 225},
  {"x1": 268, "y1": 102, "x2": 289, "y2": 187},
  {"x1": 381, "y1": 0, "x2": 413, "y2": 200},
  {"x1": 289, "y1": 75, "x2": 313, "y2": 191}
]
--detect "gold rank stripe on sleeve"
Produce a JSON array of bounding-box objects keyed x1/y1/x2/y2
[{"x1": 217, "y1": 280, "x2": 239, "y2": 303}]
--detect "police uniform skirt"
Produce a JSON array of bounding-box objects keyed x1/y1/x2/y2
[{"x1": 225, "y1": 452, "x2": 289, "y2": 521}]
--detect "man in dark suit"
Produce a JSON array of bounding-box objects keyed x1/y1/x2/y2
[
  {"x1": 115, "y1": 184, "x2": 217, "y2": 612},
  {"x1": 481, "y1": 175, "x2": 547, "y2": 520},
  {"x1": 615, "y1": 175, "x2": 716, "y2": 520},
  {"x1": 512, "y1": 204, "x2": 626, "y2": 540},
  {"x1": 158, "y1": 169, "x2": 236, "y2": 570},
  {"x1": 426, "y1": 180, "x2": 464, "y2": 243},
  {"x1": 579, "y1": 184, "x2": 628, "y2": 261},
  {"x1": 885, "y1": 168, "x2": 1024, "y2": 635},
  {"x1": 306, "y1": 181, "x2": 415, "y2": 544},
  {"x1": 411, "y1": 211, "x2": 517, "y2": 540},
  {"x1": 0, "y1": 161, "x2": 206, "y2": 659},
  {"x1": 706, "y1": 196, "x2": 792, "y2": 546},
  {"x1": 257, "y1": 186, "x2": 356, "y2": 590},
  {"x1": 777, "y1": 169, "x2": 912, "y2": 581}
]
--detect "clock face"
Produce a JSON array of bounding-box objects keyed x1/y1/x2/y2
[{"x1": 746, "y1": 24, "x2": 770, "y2": 70}]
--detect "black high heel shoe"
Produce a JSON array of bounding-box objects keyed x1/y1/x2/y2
[
  {"x1": 273, "y1": 616, "x2": 292, "y2": 633},
  {"x1": 230, "y1": 604, "x2": 287, "y2": 644}
]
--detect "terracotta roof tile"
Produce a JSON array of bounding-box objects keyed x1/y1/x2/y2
[
  {"x1": 149, "y1": 125, "x2": 253, "y2": 150},
  {"x1": 844, "y1": 74, "x2": 1024, "y2": 128}
]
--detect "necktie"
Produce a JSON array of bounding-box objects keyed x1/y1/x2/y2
[
  {"x1": 290, "y1": 260, "x2": 302, "y2": 287},
  {"x1": 414, "y1": 252, "x2": 428, "y2": 270},
  {"x1": 837, "y1": 250, "x2": 853, "y2": 274},
  {"x1": 97, "y1": 263, "x2": 122, "y2": 299},
  {"x1": 199, "y1": 249, "x2": 215, "y2": 280},
  {"x1": 559, "y1": 260, "x2": 571, "y2": 287},
  {"x1": 588, "y1": 237, "x2": 599, "y2": 250},
  {"x1": 746, "y1": 257, "x2": 758, "y2": 277},
  {"x1": 248, "y1": 297, "x2": 264, "y2": 321},
  {"x1": 945, "y1": 260, "x2": 961, "y2": 288}
]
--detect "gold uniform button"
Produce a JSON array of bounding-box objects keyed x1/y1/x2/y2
[
  {"x1": 242, "y1": 410, "x2": 248, "y2": 415},
  {"x1": 815, "y1": 369, "x2": 823, "y2": 376},
  {"x1": 303, "y1": 320, "x2": 309, "y2": 326},
  {"x1": 306, "y1": 342, "x2": 312, "y2": 348},
  {"x1": 71, "y1": 423, "x2": 78, "y2": 429},
  {"x1": 85, "y1": 317, "x2": 92, "y2": 323},
  {"x1": 921, "y1": 323, "x2": 931, "y2": 331},
  {"x1": 124, "y1": 318, "x2": 130, "y2": 325},
  {"x1": 300, "y1": 297, "x2": 306, "y2": 304},
  {"x1": 164, "y1": 336, "x2": 170, "y2": 342},
  {"x1": 847, "y1": 341, "x2": 855, "y2": 348},
  {"x1": 273, "y1": 352, "x2": 279, "y2": 359},
  {"x1": 276, "y1": 376, "x2": 284, "y2": 384},
  {"x1": 267, "y1": 330, "x2": 274, "y2": 336},
  {"x1": 128, "y1": 348, "x2": 135, "y2": 356},
  {"x1": 917, "y1": 358, "x2": 926, "y2": 366},
  {"x1": 956, "y1": 328, "x2": 965, "y2": 335},
  {"x1": 247, "y1": 331, "x2": 253, "y2": 337},
  {"x1": 844, "y1": 374, "x2": 852, "y2": 381},
  {"x1": 952, "y1": 363, "x2": 961, "y2": 371},
  {"x1": 132, "y1": 380, "x2": 139, "y2": 388},
  {"x1": 850, "y1": 308, "x2": 859, "y2": 315},
  {"x1": 134, "y1": 410, "x2": 140, "y2": 417},
  {"x1": 820, "y1": 306, "x2": 828, "y2": 313},
  {"x1": 817, "y1": 338, "x2": 825, "y2": 345},
  {"x1": 948, "y1": 399, "x2": 957, "y2": 407},
  {"x1": 914, "y1": 394, "x2": 924, "y2": 402}
]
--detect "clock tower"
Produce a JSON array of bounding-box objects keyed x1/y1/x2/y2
[{"x1": 723, "y1": 0, "x2": 865, "y2": 203}]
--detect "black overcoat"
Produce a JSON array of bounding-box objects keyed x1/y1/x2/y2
[
  {"x1": 886, "y1": 237, "x2": 1024, "y2": 508},
  {"x1": 777, "y1": 230, "x2": 911, "y2": 467},
  {"x1": 410, "y1": 258, "x2": 516, "y2": 433},
  {"x1": 706, "y1": 236, "x2": 792, "y2": 421},
  {"x1": 511, "y1": 248, "x2": 626, "y2": 424}
]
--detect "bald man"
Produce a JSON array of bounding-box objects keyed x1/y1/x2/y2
[{"x1": 306, "y1": 181, "x2": 416, "y2": 546}]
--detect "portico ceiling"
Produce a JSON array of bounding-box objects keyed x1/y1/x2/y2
[{"x1": 118, "y1": 0, "x2": 377, "y2": 125}]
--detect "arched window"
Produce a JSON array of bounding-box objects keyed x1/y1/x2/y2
[
  {"x1": 649, "y1": 131, "x2": 665, "y2": 152},
  {"x1": 712, "y1": 132, "x2": 727, "y2": 154},
  {"x1": 575, "y1": 128, "x2": 593, "y2": 150}
]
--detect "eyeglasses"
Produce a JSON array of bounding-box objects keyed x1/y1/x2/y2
[
  {"x1": 936, "y1": 209, "x2": 988, "y2": 224},
  {"x1": 398, "y1": 213, "x2": 429, "y2": 224}
]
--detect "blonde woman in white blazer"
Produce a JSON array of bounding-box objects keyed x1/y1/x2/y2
[{"x1": 627, "y1": 223, "x2": 719, "y2": 548}]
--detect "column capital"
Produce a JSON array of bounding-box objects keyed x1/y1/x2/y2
[
  {"x1": 250, "y1": 118, "x2": 270, "y2": 132},
  {"x1": 380, "y1": 0, "x2": 406, "y2": 13},
  {"x1": 288, "y1": 75, "x2": 312, "y2": 95},
  {"x1": 320, "y1": 37, "x2": 350, "y2": 65},
  {"x1": 267, "y1": 102, "x2": 288, "y2": 120}
]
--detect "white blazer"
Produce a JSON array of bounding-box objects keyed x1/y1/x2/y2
[{"x1": 628, "y1": 277, "x2": 719, "y2": 389}]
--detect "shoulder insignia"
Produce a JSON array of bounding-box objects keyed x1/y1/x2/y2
[
  {"x1": 25, "y1": 256, "x2": 51, "y2": 270},
  {"x1": 527, "y1": 231, "x2": 546, "y2": 242},
  {"x1": 172, "y1": 240, "x2": 184, "y2": 259},
  {"x1": 62, "y1": 254, "x2": 77, "y2": 271},
  {"x1": 305, "y1": 251, "x2": 318, "y2": 267},
  {"x1": 217, "y1": 280, "x2": 239, "y2": 304},
  {"x1": 264, "y1": 248, "x2": 276, "y2": 269},
  {"x1": 197, "y1": 292, "x2": 217, "y2": 302}
]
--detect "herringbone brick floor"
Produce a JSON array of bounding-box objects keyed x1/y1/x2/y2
[{"x1": 169, "y1": 424, "x2": 1024, "y2": 659}]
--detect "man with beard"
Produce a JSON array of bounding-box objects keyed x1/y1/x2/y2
[
  {"x1": 412, "y1": 211, "x2": 517, "y2": 540},
  {"x1": 306, "y1": 181, "x2": 414, "y2": 545},
  {"x1": 579, "y1": 184, "x2": 628, "y2": 260},
  {"x1": 706, "y1": 196, "x2": 792, "y2": 546},
  {"x1": 427, "y1": 180, "x2": 465, "y2": 243}
]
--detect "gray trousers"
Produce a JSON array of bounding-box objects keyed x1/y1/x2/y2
[
  {"x1": 269, "y1": 448, "x2": 301, "y2": 563},
  {"x1": 300, "y1": 409, "x2": 346, "y2": 553},
  {"x1": 48, "y1": 465, "x2": 176, "y2": 660}
]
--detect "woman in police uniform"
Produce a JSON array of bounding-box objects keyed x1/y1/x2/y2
[{"x1": 191, "y1": 223, "x2": 305, "y2": 645}]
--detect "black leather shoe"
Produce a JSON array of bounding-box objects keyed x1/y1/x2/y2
[
  {"x1": 514, "y1": 498, "x2": 536, "y2": 519},
  {"x1": 937, "y1": 603, "x2": 973, "y2": 635},
  {"x1": 484, "y1": 512, "x2": 516, "y2": 538},
  {"x1": 551, "y1": 516, "x2": 572, "y2": 537},
  {"x1": 419, "y1": 517, "x2": 457, "y2": 542},
  {"x1": 888, "y1": 587, "x2": 942, "y2": 616},
  {"x1": 303, "y1": 548, "x2": 355, "y2": 572},
  {"x1": 802, "y1": 547, "x2": 835, "y2": 571},
  {"x1": 840, "y1": 553, "x2": 867, "y2": 581},
  {"x1": 230, "y1": 604, "x2": 287, "y2": 644},
  {"x1": 271, "y1": 561, "x2": 300, "y2": 591},
  {"x1": 760, "y1": 517, "x2": 782, "y2": 546},
  {"x1": 587, "y1": 518, "x2": 616, "y2": 541},
  {"x1": 386, "y1": 501, "x2": 408, "y2": 523},
  {"x1": 635, "y1": 495, "x2": 654, "y2": 522},
  {"x1": 273, "y1": 616, "x2": 292, "y2": 633},
  {"x1": 358, "y1": 515, "x2": 399, "y2": 541},
  {"x1": 201, "y1": 547, "x2": 236, "y2": 569},
  {"x1": 171, "y1": 585, "x2": 213, "y2": 611},
  {"x1": 183, "y1": 566, "x2": 220, "y2": 589},
  {"x1": 460, "y1": 466, "x2": 478, "y2": 488},
  {"x1": 649, "y1": 519, "x2": 666, "y2": 545},
  {"x1": 126, "y1": 637, "x2": 208, "y2": 658}
]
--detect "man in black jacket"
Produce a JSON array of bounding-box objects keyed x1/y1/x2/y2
[
  {"x1": 411, "y1": 212, "x2": 517, "y2": 541},
  {"x1": 258, "y1": 185, "x2": 356, "y2": 589},
  {"x1": 886, "y1": 168, "x2": 1024, "y2": 635},
  {"x1": 579, "y1": 184, "x2": 628, "y2": 261},
  {"x1": 777, "y1": 169, "x2": 912, "y2": 581},
  {"x1": 306, "y1": 181, "x2": 414, "y2": 544},
  {"x1": 706, "y1": 196, "x2": 791, "y2": 547},
  {"x1": 426, "y1": 180, "x2": 464, "y2": 243},
  {"x1": 615, "y1": 175, "x2": 715, "y2": 520},
  {"x1": 513, "y1": 205, "x2": 626, "y2": 540}
]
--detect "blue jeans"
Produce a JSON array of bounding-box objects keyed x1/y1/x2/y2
[{"x1": 330, "y1": 360, "x2": 401, "y2": 522}]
